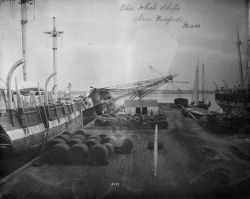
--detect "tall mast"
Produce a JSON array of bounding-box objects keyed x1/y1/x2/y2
[
  {"x1": 202, "y1": 62, "x2": 205, "y2": 102},
  {"x1": 196, "y1": 62, "x2": 199, "y2": 103},
  {"x1": 20, "y1": 0, "x2": 32, "y2": 81},
  {"x1": 192, "y1": 58, "x2": 199, "y2": 104},
  {"x1": 0, "y1": 36, "x2": 3, "y2": 84},
  {"x1": 44, "y1": 17, "x2": 63, "y2": 100},
  {"x1": 236, "y1": 30, "x2": 244, "y2": 88},
  {"x1": 247, "y1": 0, "x2": 250, "y2": 88}
]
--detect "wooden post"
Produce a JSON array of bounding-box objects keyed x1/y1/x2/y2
[
  {"x1": 154, "y1": 124, "x2": 158, "y2": 177},
  {"x1": 38, "y1": 82, "x2": 42, "y2": 106}
]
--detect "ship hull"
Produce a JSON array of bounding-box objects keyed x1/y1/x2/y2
[
  {"x1": 215, "y1": 100, "x2": 250, "y2": 114},
  {"x1": 0, "y1": 101, "x2": 97, "y2": 157},
  {"x1": 6, "y1": 111, "x2": 82, "y2": 153},
  {"x1": 215, "y1": 88, "x2": 250, "y2": 114}
]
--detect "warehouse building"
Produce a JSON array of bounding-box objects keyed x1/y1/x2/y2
[{"x1": 123, "y1": 99, "x2": 158, "y2": 115}]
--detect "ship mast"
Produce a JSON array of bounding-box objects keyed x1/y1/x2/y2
[
  {"x1": 247, "y1": 1, "x2": 250, "y2": 88},
  {"x1": 236, "y1": 30, "x2": 244, "y2": 88},
  {"x1": 20, "y1": 0, "x2": 33, "y2": 81},
  {"x1": 44, "y1": 17, "x2": 63, "y2": 100},
  {"x1": 201, "y1": 62, "x2": 205, "y2": 102},
  {"x1": 196, "y1": 62, "x2": 199, "y2": 104},
  {"x1": 192, "y1": 57, "x2": 199, "y2": 104}
]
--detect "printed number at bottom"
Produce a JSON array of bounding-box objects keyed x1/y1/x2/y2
[{"x1": 111, "y1": 182, "x2": 119, "y2": 187}]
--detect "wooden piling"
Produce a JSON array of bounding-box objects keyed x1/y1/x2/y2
[{"x1": 154, "y1": 124, "x2": 158, "y2": 177}]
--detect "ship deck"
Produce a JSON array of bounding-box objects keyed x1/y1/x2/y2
[{"x1": 1, "y1": 107, "x2": 250, "y2": 198}]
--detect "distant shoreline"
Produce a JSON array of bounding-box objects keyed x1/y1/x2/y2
[
  {"x1": 64, "y1": 89, "x2": 215, "y2": 97},
  {"x1": 150, "y1": 90, "x2": 215, "y2": 94},
  {"x1": 110, "y1": 89, "x2": 215, "y2": 95}
]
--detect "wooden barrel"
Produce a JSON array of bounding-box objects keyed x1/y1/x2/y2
[
  {"x1": 49, "y1": 143, "x2": 70, "y2": 164},
  {"x1": 120, "y1": 138, "x2": 133, "y2": 154},
  {"x1": 102, "y1": 136, "x2": 117, "y2": 146},
  {"x1": 67, "y1": 138, "x2": 83, "y2": 147},
  {"x1": 159, "y1": 120, "x2": 168, "y2": 129},
  {"x1": 56, "y1": 134, "x2": 71, "y2": 142},
  {"x1": 103, "y1": 121, "x2": 110, "y2": 126},
  {"x1": 95, "y1": 119, "x2": 103, "y2": 126},
  {"x1": 85, "y1": 139, "x2": 100, "y2": 149},
  {"x1": 147, "y1": 141, "x2": 164, "y2": 150},
  {"x1": 46, "y1": 138, "x2": 65, "y2": 151},
  {"x1": 88, "y1": 144, "x2": 109, "y2": 165},
  {"x1": 88, "y1": 135, "x2": 102, "y2": 142},
  {"x1": 72, "y1": 134, "x2": 86, "y2": 143},
  {"x1": 67, "y1": 143, "x2": 88, "y2": 165},
  {"x1": 74, "y1": 129, "x2": 86, "y2": 136},
  {"x1": 103, "y1": 143, "x2": 114, "y2": 157},
  {"x1": 62, "y1": 131, "x2": 71, "y2": 137}
]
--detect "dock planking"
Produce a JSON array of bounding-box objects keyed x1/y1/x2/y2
[{"x1": 1, "y1": 108, "x2": 250, "y2": 198}]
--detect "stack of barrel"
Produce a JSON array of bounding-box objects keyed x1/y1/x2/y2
[{"x1": 45, "y1": 130, "x2": 133, "y2": 166}]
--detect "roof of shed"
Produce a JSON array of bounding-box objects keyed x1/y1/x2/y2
[{"x1": 123, "y1": 99, "x2": 158, "y2": 107}]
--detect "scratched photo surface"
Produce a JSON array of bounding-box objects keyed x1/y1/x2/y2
[{"x1": 0, "y1": 0, "x2": 250, "y2": 199}]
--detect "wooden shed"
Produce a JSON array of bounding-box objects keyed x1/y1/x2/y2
[{"x1": 123, "y1": 99, "x2": 158, "y2": 115}]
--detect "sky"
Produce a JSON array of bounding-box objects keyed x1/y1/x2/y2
[{"x1": 0, "y1": 0, "x2": 249, "y2": 91}]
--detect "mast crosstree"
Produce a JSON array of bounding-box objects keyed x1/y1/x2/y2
[{"x1": 44, "y1": 17, "x2": 64, "y2": 100}]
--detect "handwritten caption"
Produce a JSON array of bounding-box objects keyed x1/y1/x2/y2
[{"x1": 120, "y1": 2, "x2": 200, "y2": 28}]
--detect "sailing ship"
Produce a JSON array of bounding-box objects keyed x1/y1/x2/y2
[
  {"x1": 0, "y1": 0, "x2": 93, "y2": 156},
  {"x1": 190, "y1": 59, "x2": 211, "y2": 110},
  {"x1": 203, "y1": 30, "x2": 250, "y2": 134},
  {"x1": 215, "y1": 31, "x2": 250, "y2": 115}
]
